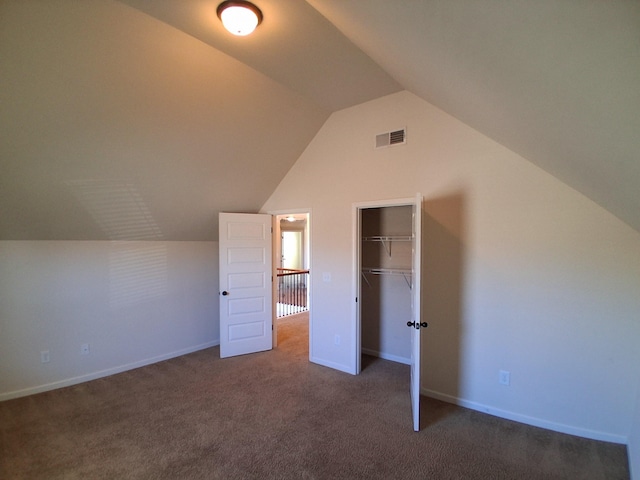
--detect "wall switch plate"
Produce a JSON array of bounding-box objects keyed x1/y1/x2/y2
[
  {"x1": 499, "y1": 370, "x2": 511, "y2": 386},
  {"x1": 334, "y1": 335, "x2": 340, "y2": 346},
  {"x1": 322, "y1": 272, "x2": 331, "y2": 282},
  {"x1": 81, "y1": 343, "x2": 90, "y2": 355},
  {"x1": 41, "y1": 350, "x2": 50, "y2": 363}
]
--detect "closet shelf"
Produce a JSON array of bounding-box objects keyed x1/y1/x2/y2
[
  {"x1": 362, "y1": 235, "x2": 413, "y2": 256},
  {"x1": 361, "y1": 268, "x2": 412, "y2": 288},
  {"x1": 362, "y1": 235, "x2": 413, "y2": 242}
]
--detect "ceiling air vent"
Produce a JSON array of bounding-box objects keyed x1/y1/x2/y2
[{"x1": 375, "y1": 128, "x2": 406, "y2": 149}]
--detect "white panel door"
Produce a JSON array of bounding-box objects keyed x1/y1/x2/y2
[
  {"x1": 219, "y1": 212, "x2": 273, "y2": 358},
  {"x1": 410, "y1": 193, "x2": 423, "y2": 431}
]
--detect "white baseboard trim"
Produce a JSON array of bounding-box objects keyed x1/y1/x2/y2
[
  {"x1": 422, "y1": 388, "x2": 628, "y2": 445},
  {"x1": 0, "y1": 340, "x2": 220, "y2": 402},
  {"x1": 362, "y1": 348, "x2": 411, "y2": 365},
  {"x1": 310, "y1": 355, "x2": 355, "y2": 375}
]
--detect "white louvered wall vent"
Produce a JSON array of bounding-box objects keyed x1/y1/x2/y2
[{"x1": 375, "y1": 128, "x2": 406, "y2": 149}]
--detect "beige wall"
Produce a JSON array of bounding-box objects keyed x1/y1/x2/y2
[
  {"x1": 262, "y1": 91, "x2": 640, "y2": 444},
  {"x1": 0, "y1": 241, "x2": 219, "y2": 399}
]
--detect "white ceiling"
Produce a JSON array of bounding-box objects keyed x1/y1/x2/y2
[
  {"x1": 1, "y1": 0, "x2": 638, "y2": 240},
  {"x1": 118, "y1": 0, "x2": 402, "y2": 112}
]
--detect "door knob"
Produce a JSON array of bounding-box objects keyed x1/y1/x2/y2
[
  {"x1": 406, "y1": 321, "x2": 428, "y2": 329},
  {"x1": 222, "y1": 291, "x2": 229, "y2": 296}
]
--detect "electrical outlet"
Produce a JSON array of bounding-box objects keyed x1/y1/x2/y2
[
  {"x1": 499, "y1": 370, "x2": 511, "y2": 386},
  {"x1": 40, "y1": 350, "x2": 50, "y2": 363},
  {"x1": 81, "y1": 343, "x2": 90, "y2": 355},
  {"x1": 334, "y1": 335, "x2": 340, "y2": 346}
]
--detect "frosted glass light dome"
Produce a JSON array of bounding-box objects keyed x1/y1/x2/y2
[{"x1": 217, "y1": 1, "x2": 263, "y2": 36}]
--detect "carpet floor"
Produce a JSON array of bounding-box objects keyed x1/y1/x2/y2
[{"x1": 0, "y1": 313, "x2": 629, "y2": 479}]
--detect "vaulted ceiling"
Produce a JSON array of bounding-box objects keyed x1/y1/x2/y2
[{"x1": 1, "y1": 0, "x2": 639, "y2": 240}]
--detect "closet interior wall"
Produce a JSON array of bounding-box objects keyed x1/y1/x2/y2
[{"x1": 360, "y1": 205, "x2": 413, "y2": 364}]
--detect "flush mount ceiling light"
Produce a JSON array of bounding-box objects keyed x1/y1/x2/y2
[{"x1": 217, "y1": 1, "x2": 263, "y2": 36}]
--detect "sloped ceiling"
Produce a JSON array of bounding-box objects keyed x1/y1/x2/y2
[
  {"x1": 308, "y1": 0, "x2": 640, "y2": 234},
  {"x1": 0, "y1": 0, "x2": 398, "y2": 240},
  {"x1": 1, "y1": 0, "x2": 639, "y2": 241}
]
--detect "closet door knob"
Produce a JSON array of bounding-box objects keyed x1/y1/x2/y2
[
  {"x1": 222, "y1": 291, "x2": 229, "y2": 296},
  {"x1": 407, "y1": 321, "x2": 428, "y2": 329}
]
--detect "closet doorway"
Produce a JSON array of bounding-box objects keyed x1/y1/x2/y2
[
  {"x1": 273, "y1": 212, "x2": 310, "y2": 351},
  {"x1": 354, "y1": 195, "x2": 423, "y2": 431}
]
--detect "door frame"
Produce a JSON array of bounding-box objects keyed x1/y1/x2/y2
[
  {"x1": 353, "y1": 194, "x2": 423, "y2": 431},
  {"x1": 353, "y1": 196, "x2": 417, "y2": 374},
  {"x1": 268, "y1": 208, "x2": 312, "y2": 355}
]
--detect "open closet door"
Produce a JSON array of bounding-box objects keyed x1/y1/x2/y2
[
  {"x1": 410, "y1": 193, "x2": 423, "y2": 431},
  {"x1": 219, "y1": 212, "x2": 273, "y2": 358}
]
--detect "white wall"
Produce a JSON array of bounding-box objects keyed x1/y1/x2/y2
[
  {"x1": 0, "y1": 240, "x2": 219, "y2": 400},
  {"x1": 261, "y1": 91, "x2": 640, "y2": 444}
]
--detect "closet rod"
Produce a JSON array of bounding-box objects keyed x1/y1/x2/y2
[{"x1": 361, "y1": 268, "x2": 412, "y2": 288}]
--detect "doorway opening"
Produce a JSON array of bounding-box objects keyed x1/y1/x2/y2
[
  {"x1": 274, "y1": 212, "x2": 310, "y2": 350},
  {"x1": 357, "y1": 204, "x2": 413, "y2": 370},
  {"x1": 354, "y1": 195, "x2": 423, "y2": 431}
]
